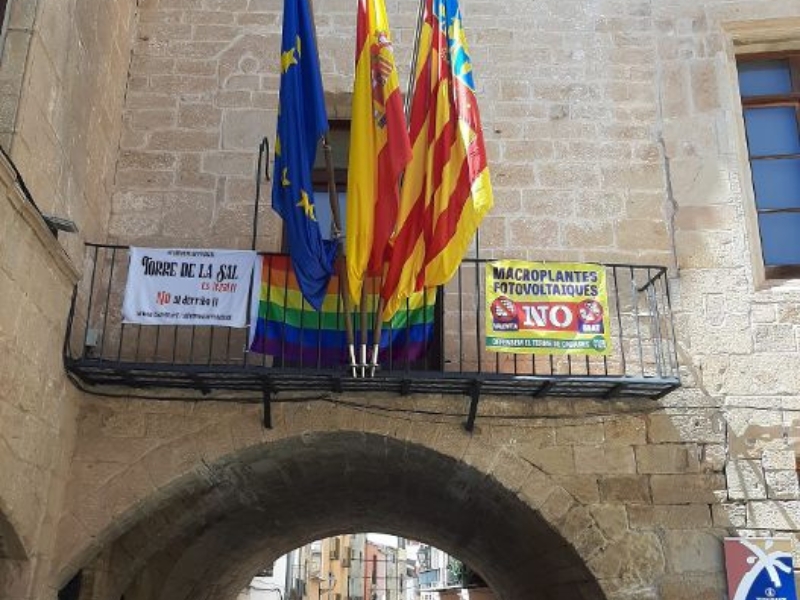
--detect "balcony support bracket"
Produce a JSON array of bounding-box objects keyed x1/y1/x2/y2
[
  {"x1": 262, "y1": 385, "x2": 273, "y2": 429},
  {"x1": 464, "y1": 380, "x2": 482, "y2": 433}
]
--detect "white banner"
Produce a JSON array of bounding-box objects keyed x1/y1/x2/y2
[{"x1": 122, "y1": 248, "x2": 256, "y2": 327}]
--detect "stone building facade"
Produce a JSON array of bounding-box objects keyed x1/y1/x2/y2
[{"x1": 0, "y1": 0, "x2": 799, "y2": 599}]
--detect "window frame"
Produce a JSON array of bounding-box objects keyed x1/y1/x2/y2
[
  {"x1": 737, "y1": 51, "x2": 800, "y2": 280},
  {"x1": 279, "y1": 119, "x2": 349, "y2": 253}
]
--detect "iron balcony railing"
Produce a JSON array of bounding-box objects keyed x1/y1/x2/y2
[{"x1": 64, "y1": 244, "x2": 680, "y2": 405}]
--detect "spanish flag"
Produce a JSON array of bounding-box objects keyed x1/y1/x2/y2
[
  {"x1": 345, "y1": 0, "x2": 411, "y2": 306},
  {"x1": 381, "y1": 0, "x2": 493, "y2": 319}
]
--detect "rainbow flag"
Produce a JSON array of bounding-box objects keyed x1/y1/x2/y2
[{"x1": 248, "y1": 255, "x2": 437, "y2": 367}]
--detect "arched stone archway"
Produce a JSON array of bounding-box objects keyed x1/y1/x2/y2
[
  {"x1": 76, "y1": 431, "x2": 607, "y2": 600},
  {"x1": 55, "y1": 397, "x2": 676, "y2": 600}
]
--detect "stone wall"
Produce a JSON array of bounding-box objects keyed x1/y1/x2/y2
[
  {"x1": 54, "y1": 395, "x2": 728, "y2": 600},
  {"x1": 656, "y1": 4, "x2": 800, "y2": 562},
  {"x1": 0, "y1": 0, "x2": 798, "y2": 598},
  {"x1": 0, "y1": 153, "x2": 80, "y2": 600},
  {"x1": 0, "y1": 0, "x2": 137, "y2": 599},
  {"x1": 7, "y1": 0, "x2": 136, "y2": 254}
]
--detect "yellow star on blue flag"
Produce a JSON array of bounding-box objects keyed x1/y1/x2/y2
[
  {"x1": 296, "y1": 190, "x2": 316, "y2": 221},
  {"x1": 271, "y1": 0, "x2": 336, "y2": 310}
]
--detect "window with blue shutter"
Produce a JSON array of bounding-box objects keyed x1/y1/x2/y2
[{"x1": 738, "y1": 56, "x2": 800, "y2": 278}]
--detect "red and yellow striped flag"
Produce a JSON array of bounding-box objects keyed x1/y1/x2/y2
[
  {"x1": 381, "y1": 0, "x2": 493, "y2": 319},
  {"x1": 345, "y1": 0, "x2": 411, "y2": 306}
]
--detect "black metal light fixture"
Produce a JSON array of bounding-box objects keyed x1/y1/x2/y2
[{"x1": 42, "y1": 214, "x2": 79, "y2": 237}]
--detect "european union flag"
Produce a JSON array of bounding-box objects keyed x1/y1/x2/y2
[{"x1": 272, "y1": 0, "x2": 337, "y2": 311}]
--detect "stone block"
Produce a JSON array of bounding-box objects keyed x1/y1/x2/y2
[
  {"x1": 490, "y1": 452, "x2": 535, "y2": 495},
  {"x1": 555, "y1": 423, "x2": 605, "y2": 445},
  {"x1": 676, "y1": 229, "x2": 742, "y2": 270},
  {"x1": 141, "y1": 436, "x2": 204, "y2": 489},
  {"x1": 224, "y1": 74, "x2": 261, "y2": 91},
  {"x1": 115, "y1": 169, "x2": 175, "y2": 189},
  {"x1": 587, "y1": 531, "x2": 665, "y2": 582},
  {"x1": 690, "y1": 60, "x2": 720, "y2": 112},
  {"x1": 516, "y1": 467, "x2": 557, "y2": 510},
  {"x1": 175, "y1": 59, "x2": 217, "y2": 76},
  {"x1": 540, "y1": 486, "x2": 575, "y2": 523},
  {"x1": 751, "y1": 304, "x2": 777, "y2": 324},
  {"x1": 554, "y1": 475, "x2": 600, "y2": 504},
  {"x1": 727, "y1": 408, "x2": 788, "y2": 457},
  {"x1": 674, "y1": 205, "x2": 737, "y2": 232},
  {"x1": 616, "y1": 219, "x2": 671, "y2": 252},
  {"x1": 561, "y1": 220, "x2": 615, "y2": 249},
  {"x1": 725, "y1": 459, "x2": 767, "y2": 500},
  {"x1": 221, "y1": 109, "x2": 270, "y2": 149},
  {"x1": 746, "y1": 501, "x2": 800, "y2": 530},
  {"x1": 575, "y1": 446, "x2": 636, "y2": 475},
  {"x1": 518, "y1": 446, "x2": 575, "y2": 475},
  {"x1": 589, "y1": 504, "x2": 629, "y2": 542},
  {"x1": 604, "y1": 417, "x2": 647, "y2": 446},
  {"x1": 659, "y1": 574, "x2": 727, "y2": 600},
  {"x1": 765, "y1": 470, "x2": 800, "y2": 500},
  {"x1": 129, "y1": 109, "x2": 176, "y2": 130},
  {"x1": 664, "y1": 530, "x2": 723, "y2": 573},
  {"x1": 118, "y1": 150, "x2": 177, "y2": 171},
  {"x1": 712, "y1": 503, "x2": 747, "y2": 528},
  {"x1": 178, "y1": 103, "x2": 222, "y2": 129},
  {"x1": 699, "y1": 444, "x2": 726, "y2": 472},
  {"x1": 130, "y1": 55, "x2": 175, "y2": 76},
  {"x1": 647, "y1": 412, "x2": 725, "y2": 444},
  {"x1": 628, "y1": 504, "x2": 711, "y2": 530},
  {"x1": 201, "y1": 152, "x2": 256, "y2": 176},
  {"x1": 147, "y1": 130, "x2": 219, "y2": 151},
  {"x1": 650, "y1": 473, "x2": 726, "y2": 504},
  {"x1": 193, "y1": 25, "x2": 239, "y2": 41},
  {"x1": 719, "y1": 355, "x2": 800, "y2": 396},
  {"x1": 635, "y1": 444, "x2": 698, "y2": 474},
  {"x1": 668, "y1": 158, "x2": 726, "y2": 207},
  {"x1": 762, "y1": 449, "x2": 797, "y2": 471},
  {"x1": 753, "y1": 324, "x2": 797, "y2": 353},
  {"x1": 599, "y1": 476, "x2": 651, "y2": 503}
]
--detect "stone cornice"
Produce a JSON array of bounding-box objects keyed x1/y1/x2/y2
[
  {"x1": 0, "y1": 152, "x2": 80, "y2": 286},
  {"x1": 725, "y1": 18, "x2": 800, "y2": 53}
]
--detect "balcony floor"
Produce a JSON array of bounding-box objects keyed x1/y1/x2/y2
[{"x1": 66, "y1": 358, "x2": 680, "y2": 400}]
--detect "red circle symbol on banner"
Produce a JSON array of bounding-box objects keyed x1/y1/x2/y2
[
  {"x1": 491, "y1": 296, "x2": 518, "y2": 324},
  {"x1": 578, "y1": 300, "x2": 603, "y2": 324}
]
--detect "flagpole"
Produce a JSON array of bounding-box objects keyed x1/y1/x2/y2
[
  {"x1": 359, "y1": 285, "x2": 369, "y2": 377},
  {"x1": 367, "y1": 0, "x2": 426, "y2": 377},
  {"x1": 369, "y1": 296, "x2": 384, "y2": 377},
  {"x1": 306, "y1": 0, "x2": 358, "y2": 377},
  {"x1": 404, "y1": 0, "x2": 427, "y2": 120},
  {"x1": 251, "y1": 137, "x2": 270, "y2": 251},
  {"x1": 322, "y1": 137, "x2": 358, "y2": 378}
]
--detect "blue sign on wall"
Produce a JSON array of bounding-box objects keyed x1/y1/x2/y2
[{"x1": 725, "y1": 538, "x2": 798, "y2": 600}]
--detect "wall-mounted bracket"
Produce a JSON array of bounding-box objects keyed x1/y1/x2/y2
[
  {"x1": 262, "y1": 383, "x2": 273, "y2": 429},
  {"x1": 463, "y1": 380, "x2": 482, "y2": 433}
]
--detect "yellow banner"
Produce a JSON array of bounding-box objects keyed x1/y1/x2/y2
[{"x1": 485, "y1": 260, "x2": 611, "y2": 355}]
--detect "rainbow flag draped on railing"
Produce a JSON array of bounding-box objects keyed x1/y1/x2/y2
[{"x1": 248, "y1": 255, "x2": 437, "y2": 367}]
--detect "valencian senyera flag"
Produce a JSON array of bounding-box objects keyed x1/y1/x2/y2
[
  {"x1": 381, "y1": 0, "x2": 493, "y2": 319},
  {"x1": 345, "y1": 0, "x2": 411, "y2": 306},
  {"x1": 248, "y1": 255, "x2": 436, "y2": 366},
  {"x1": 272, "y1": 0, "x2": 336, "y2": 311}
]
